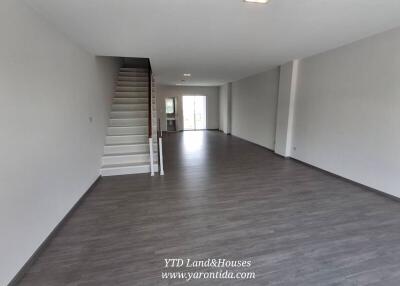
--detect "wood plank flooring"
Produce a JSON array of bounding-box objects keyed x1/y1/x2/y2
[{"x1": 17, "y1": 131, "x2": 400, "y2": 285}]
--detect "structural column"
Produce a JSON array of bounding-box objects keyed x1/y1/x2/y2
[
  {"x1": 274, "y1": 60, "x2": 299, "y2": 157},
  {"x1": 219, "y1": 82, "x2": 232, "y2": 134}
]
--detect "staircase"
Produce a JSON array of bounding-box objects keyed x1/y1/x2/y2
[{"x1": 100, "y1": 67, "x2": 158, "y2": 176}]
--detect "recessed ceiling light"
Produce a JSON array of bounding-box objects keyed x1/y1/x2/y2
[
  {"x1": 183, "y1": 73, "x2": 191, "y2": 77},
  {"x1": 244, "y1": 0, "x2": 270, "y2": 4}
]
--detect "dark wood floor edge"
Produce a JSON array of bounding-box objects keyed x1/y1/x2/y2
[
  {"x1": 218, "y1": 129, "x2": 231, "y2": 135},
  {"x1": 229, "y1": 134, "x2": 275, "y2": 153},
  {"x1": 274, "y1": 152, "x2": 289, "y2": 159},
  {"x1": 289, "y1": 157, "x2": 400, "y2": 203},
  {"x1": 225, "y1": 132, "x2": 400, "y2": 203},
  {"x1": 8, "y1": 175, "x2": 102, "y2": 286}
]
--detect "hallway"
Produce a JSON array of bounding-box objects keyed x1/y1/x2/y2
[{"x1": 18, "y1": 131, "x2": 400, "y2": 285}]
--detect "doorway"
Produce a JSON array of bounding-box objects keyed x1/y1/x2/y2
[
  {"x1": 165, "y1": 97, "x2": 177, "y2": 132},
  {"x1": 182, "y1": 96, "x2": 207, "y2": 130}
]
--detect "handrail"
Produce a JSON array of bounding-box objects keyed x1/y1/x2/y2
[
  {"x1": 148, "y1": 60, "x2": 155, "y2": 176},
  {"x1": 147, "y1": 61, "x2": 152, "y2": 139}
]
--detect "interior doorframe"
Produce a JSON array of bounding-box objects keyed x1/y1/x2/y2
[{"x1": 164, "y1": 96, "x2": 178, "y2": 132}]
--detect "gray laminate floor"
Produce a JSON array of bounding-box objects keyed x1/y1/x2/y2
[{"x1": 17, "y1": 131, "x2": 400, "y2": 286}]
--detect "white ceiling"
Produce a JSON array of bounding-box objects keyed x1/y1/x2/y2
[{"x1": 24, "y1": 0, "x2": 400, "y2": 86}]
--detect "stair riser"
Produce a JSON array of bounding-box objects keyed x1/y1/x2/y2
[
  {"x1": 109, "y1": 122, "x2": 157, "y2": 130},
  {"x1": 108, "y1": 130, "x2": 157, "y2": 136},
  {"x1": 119, "y1": 72, "x2": 148, "y2": 77},
  {"x1": 110, "y1": 114, "x2": 148, "y2": 120},
  {"x1": 118, "y1": 76, "x2": 148, "y2": 81},
  {"x1": 113, "y1": 98, "x2": 148, "y2": 104},
  {"x1": 114, "y1": 92, "x2": 155, "y2": 98},
  {"x1": 119, "y1": 67, "x2": 148, "y2": 72},
  {"x1": 106, "y1": 134, "x2": 157, "y2": 143},
  {"x1": 106, "y1": 135, "x2": 147, "y2": 145},
  {"x1": 117, "y1": 82, "x2": 149, "y2": 87},
  {"x1": 109, "y1": 118, "x2": 147, "y2": 126},
  {"x1": 107, "y1": 126, "x2": 147, "y2": 136},
  {"x1": 101, "y1": 165, "x2": 158, "y2": 177},
  {"x1": 114, "y1": 94, "x2": 148, "y2": 99},
  {"x1": 116, "y1": 87, "x2": 147, "y2": 92},
  {"x1": 104, "y1": 144, "x2": 156, "y2": 155},
  {"x1": 109, "y1": 119, "x2": 157, "y2": 125},
  {"x1": 115, "y1": 86, "x2": 155, "y2": 90},
  {"x1": 110, "y1": 126, "x2": 157, "y2": 134},
  {"x1": 109, "y1": 118, "x2": 157, "y2": 126},
  {"x1": 111, "y1": 104, "x2": 147, "y2": 111},
  {"x1": 110, "y1": 111, "x2": 148, "y2": 119},
  {"x1": 102, "y1": 154, "x2": 151, "y2": 165}
]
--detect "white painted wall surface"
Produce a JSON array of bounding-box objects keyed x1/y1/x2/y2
[
  {"x1": 0, "y1": 1, "x2": 120, "y2": 284},
  {"x1": 231, "y1": 69, "x2": 280, "y2": 149},
  {"x1": 275, "y1": 61, "x2": 298, "y2": 157},
  {"x1": 292, "y1": 27, "x2": 400, "y2": 198},
  {"x1": 219, "y1": 83, "x2": 231, "y2": 134},
  {"x1": 156, "y1": 85, "x2": 220, "y2": 131}
]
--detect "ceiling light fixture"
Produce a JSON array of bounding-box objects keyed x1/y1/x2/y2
[
  {"x1": 244, "y1": 0, "x2": 270, "y2": 4},
  {"x1": 184, "y1": 73, "x2": 191, "y2": 77}
]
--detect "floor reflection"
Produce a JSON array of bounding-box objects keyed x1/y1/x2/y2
[{"x1": 182, "y1": 131, "x2": 205, "y2": 153}]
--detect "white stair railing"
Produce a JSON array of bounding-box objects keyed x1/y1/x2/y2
[
  {"x1": 158, "y1": 118, "x2": 165, "y2": 176},
  {"x1": 147, "y1": 61, "x2": 154, "y2": 176},
  {"x1": 149, "y1": 137, "x2": 155, "y2": 176},
  {"x1": 148, "y1": 60, "x2": 164, "y2": 176}
]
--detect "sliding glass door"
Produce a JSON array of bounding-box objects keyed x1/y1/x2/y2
[{"x1": 182, "y1": 96, "x2": 206, "y2": 130}]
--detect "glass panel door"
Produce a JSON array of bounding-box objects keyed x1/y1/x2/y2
[
  {"x1": 183, "y1": 96, "x2": 206, "y2": 130},
  {"x1": 194, "y1": 96, "x2": 206, "y2": 129},
  {"x1": 183, "y1": 96, "x2": 195, "y2": 130}
]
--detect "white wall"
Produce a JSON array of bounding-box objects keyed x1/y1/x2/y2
[
  {"x1": 156, "y1": 85, "x2": 219, "y2": 131},
  {"x1": 231, "y1": 69, "x2": 280, "y2": 149},
  {"x1": 275, "y1": 61, "x2": 298, "y2": 157},
  {"x1": 219, "y1": 83, "x2": 231, "y2": 134},
  {"x1": 0, "y1": 1, "x2": 121, "y2": 284},
  {"x1": 291, "y1": 27, "x2": 400, "y2": 198}
]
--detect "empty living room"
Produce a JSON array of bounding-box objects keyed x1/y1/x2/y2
[{"x1": 2, "y1": 0, "x2": 400, "y2": 285}]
